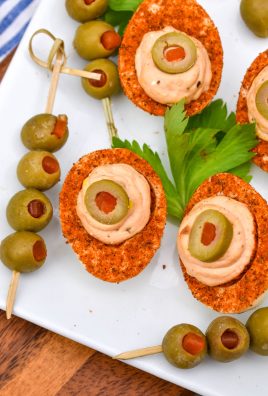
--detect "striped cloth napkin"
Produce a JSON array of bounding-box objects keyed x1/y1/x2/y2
[{"x1": 0, "y1": 0, "x2": 40, "y2": 63}]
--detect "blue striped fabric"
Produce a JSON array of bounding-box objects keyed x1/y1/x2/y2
[{"x1": 0, "y1": 0, "x2": 40, "y2": 62}]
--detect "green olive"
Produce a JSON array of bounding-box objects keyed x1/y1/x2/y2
[
  {"x1": 0, "y1": 231, "x2": 47, "y2": 273},
  {"x1": 73, "y1": 20, "x2": 121, "y2": 60},
  {"x1": 206, "y1": 316, "x2": 250, "y2": 362},
  {"x1": 6, "y1": 189, "x2": 53, "y2": 232},
  {"x1": 162, "y1": 324, "x2": 207, "y2": 369},
  {"x1": 188, "y1": 209, "x2": 233, "y2": 262},
  {"x1": 81, "y1": 59, "x2": 120, "y2": 99},
  {"x1": 152, "y1": 32, "x2": 197, "y2": 74},
  {"x1": 246, "y1": 307, "x2": 268, "y2": 355},
  {"x1": 240, "y1": 0, "x2": 268, "y2": 38},
  {"x1": 85, "y1": 180, "x2": 129, "y2": 224},
  {"x1": 255, "y1": 81, "x2": 268, "y2": 120},
  {"x1": 65, "y1": 0, "x2": 108, "y2": 23},
  {"x1": 21, "y1": 114, "x2": 69, "y2": 152},
  {"x1": 17, "y1": 151, "x2": 60, "y2": 191}
]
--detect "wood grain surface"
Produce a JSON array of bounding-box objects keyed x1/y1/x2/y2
[{"x1": 0, "y1": 53, "x2": 194, "y2": 395}]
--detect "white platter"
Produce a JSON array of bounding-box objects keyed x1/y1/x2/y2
[{"x1": 1, "y1": 1, "x2": 268, "y2": 395}]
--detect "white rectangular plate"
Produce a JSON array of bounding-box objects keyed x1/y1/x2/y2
[{"x1": 1, "y1": 1, "x2": 268, "y2": 395}]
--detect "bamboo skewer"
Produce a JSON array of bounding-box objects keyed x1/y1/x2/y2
[
  {"x1": 102, "y1": 97, "x2": 118, "y2": 143},
  {"x1": 29, "y1": 29, "x2": 101, "y2": 82},
  {"x1": 60, "y1": 66, "x2": 101, "y2": 80},
  {"x1": 6, "y1": 271, "x2": 20, "y2": 320},
  {"x1": 114, "y1": 345, "x2": 163, "y2": 360},
  {"x1": 5, "y1": 32, "x2": 69, "y2": 320},
  {"x1": 45, "y1": 51, "x2": 64, "y2": 114},
  {"x1": 30, "y1": 29, "x2": 117, "y2": 140}
]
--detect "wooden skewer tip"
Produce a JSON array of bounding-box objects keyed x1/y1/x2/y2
[
  {"x1": 113, "y1": 345, "x2": 163, "y2": 360},
  {"x1": 6, "y1": 270, "x2": 20, "y2": 320}
]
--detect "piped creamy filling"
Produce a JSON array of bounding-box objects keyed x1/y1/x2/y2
[
  {"x1": 177, "y1": 196, "x2": 255, "y2": 287},
  {"x1": 135, "y1": 26, "x2": 212, "y2": 105},
  {"x1": 247, "y1": 65, "x2": 268, "y2": 141},
  {"x1": 76, "y1": 164, "x2": 151, "y2": 245}
]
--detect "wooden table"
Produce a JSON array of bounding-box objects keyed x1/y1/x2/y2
[{"x1": 0, "y1": 52, "x2": 194, "y2": 396}]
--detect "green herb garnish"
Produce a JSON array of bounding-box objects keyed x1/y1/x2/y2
[
  {"x1": 104, "y1": 0, "x2": 143, "y2": 35},
  {"x1": 112, "y1": 100, "x2": 257, "y2": 221},
  {"x1": 109, "y1": 0, "x2": 143, "y2": 11}
]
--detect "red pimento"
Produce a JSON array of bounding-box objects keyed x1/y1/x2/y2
[
  {"x1": 164, "y1": 46, "x2": 185, "y2": 62},
  {"x1": 95, "y1": 191, "x2": 117, "y2": 214},
  {"x1": 182, "y1": 332, "x2": 206, "y2": 355}
]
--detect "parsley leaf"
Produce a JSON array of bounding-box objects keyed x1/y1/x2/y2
[
  {"x1": 104, "y1": 1, "x2": 142, "y2": 35},
  {"x1": 229, "y1": 162, "x2": 252, "y2": 183},
  {"x1": 104, "y1": 9, "x2": 132, "y2": 27},
  {"x1": 109, "y1": 0, "x2": 143, "y2": 11},
  {"x1": 164, "y1": 102, "x2": 257, "y2": 210},
  {"x1": 187, "y1": 99, "x2": 236, "y2": 132},
  {"x1": 112, "y1": 100, "x2": 257, "y2": 221}
]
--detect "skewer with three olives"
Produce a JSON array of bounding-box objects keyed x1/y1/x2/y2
[
  {"x1": 0, "y1": 113, "x2": 68, "y2": 318},
  {"x1": 115, "y1": 310, "x2": 268, "y2": 369}
]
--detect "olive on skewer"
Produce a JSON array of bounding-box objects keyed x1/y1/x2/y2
[
  {"x1": 0, "y1": 232, "x2": 47, "y2": 319},
  {"x1": 80, "y1": 58, "x2": 121, "y2": 139},
  {"x1": 206, "y1": 317, "x2": 249, "y2": 362},
  {"x1": 65, "y1": 0, "x2": 108, "y2": 23},
  {"x1": 81, "y1": 58, "x2": 120, "y2": 99},
  {"x1": 162, "y1": 324, "x2": 207, "y2": 369},
  {"x1": 246, "y1": 307, "x2": 268, "y2": 355},
  {"x1": 1, "y1": 232, "x2": 47, "y2": 273},
  {"x1": 114, "y1": 323, "x2": 207, "y2": 369},
  {"x1": 74, "y1": 21, "x2": 121, "y2": 60},
  {"x1": 6, "y1": 189, "x2": 53, "y2": 232},
  {"x1": 21, "y1": 113, "x2": 69, "y2": 152},
  {"x1": 17, "y1": 151, "x2": 60, "y2": 191}
]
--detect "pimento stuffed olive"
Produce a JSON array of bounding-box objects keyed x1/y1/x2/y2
[
  {"x1": 81, "y1": 59, "x2": 120, "y2": 99},
  {"x1": 65, "y1": 0, "x2": 108, "y2": 23},
  {"x1": 0, "y1": 231, "x2": 47, "y2": 273},
  {"x1": 21, "y1": 114, "x2": 69, "y2": 152},
  {"x1": 162, "y1": 324, "x2": 207, "y2": 369},
  {"x1": 6, "y1": 189, "x2": 53, "y2": 232},
  {"x1": 17, "y1": 151, "x2": 60, "y2": 191},
  {"x1": 74, "y1": 20, "x2": 121, "y2": 60}
]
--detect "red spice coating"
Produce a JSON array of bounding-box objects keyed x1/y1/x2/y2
[
  {"x1": 179, "y1": 173, "x2": 268, "y2": 313},
  {"x1": 119, "y1": 0, "x2": 223, "y2": 116},
  {"x1": 59, "y1": 149, "x2": 167, "y2": 283},
  {"x1": 236, "y1": 50, "x2": 268, "y2": 172}
]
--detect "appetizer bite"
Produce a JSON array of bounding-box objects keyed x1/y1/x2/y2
[
  {"x1": 237, "y1": 50, "x2": 268, "y2": 171},
  {"x1": 162, "y1": 323, "x2": 207, "y2": 369},
  {"x1": 17, "y1": 151, "x2": 60, "y2": 191},
  {"x1": 177, "y1": 173, "x2": 268, "y2": 313},
  {"x1": 206, "y1": 316, "x2": 249, "y2": 362},
  {"x1": 246, "y1": 307, "x2": 268, "y2": 355},
  {"x1": 240, "y1": 0, "x2": 268, "y2": 38},
  {"x1": 1, "y1": 232, "x2": 47, "y2": 273},
  {"x1": 60, "y1": 148, "x2": 166, "y2": 282},
  {"x1": 81, "y1": 58, "x2": 120, "y2": 99},
  {"x1": 119, "y1": 0, "x2": 223, "y2": 116},
  {"x1": 65, "y1": 0, "x2": 108, "y2": 23},
  {"x1": 73, "y1": 20, "x2": 121, "y2": 61},
  {"x1": 21, "y1": 114, "x2": 69, "y2": 152},
  {"x1": 6, "y1": 189, "x2": 53, "y2": 232}
]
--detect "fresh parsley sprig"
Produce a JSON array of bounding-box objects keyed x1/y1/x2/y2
[
  {"x1": 104, "y1": 0, "x2": 143, "y2": 35},
  {"x1": 112, "y1": 100, "x2": 257, "y2": 221},
  {"x1": 108, "y1": 0, "x2": 143, "y2": 11}
]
